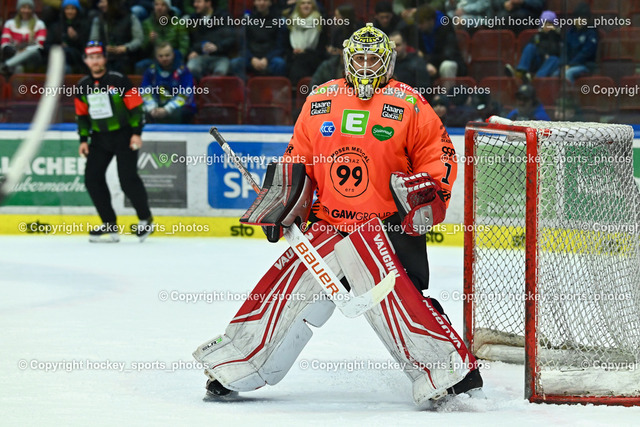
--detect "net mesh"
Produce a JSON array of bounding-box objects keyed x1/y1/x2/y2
[{"x1": 468, "y1": 120, "x2": 640, "y2": 398}]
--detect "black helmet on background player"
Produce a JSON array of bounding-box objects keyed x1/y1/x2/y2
[{"x1": 343, "y1": 23, "x2": 396, "y2": 100}]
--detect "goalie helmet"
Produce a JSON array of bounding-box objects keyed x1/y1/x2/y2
[{"x1": 343, "y1": 23, "x2": 396, "y2": 100}]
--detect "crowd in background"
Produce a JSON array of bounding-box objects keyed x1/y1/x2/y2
[{"x1": 0, "y1": 0, "x2": 636, "y2": 125}]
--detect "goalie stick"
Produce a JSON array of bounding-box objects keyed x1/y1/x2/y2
[
  {"x1": 0, "y1": 46, "x2": 65, "y2": 204},
  {"x1": 209, "y1": 126, "x2": 396, "y2": 318}
]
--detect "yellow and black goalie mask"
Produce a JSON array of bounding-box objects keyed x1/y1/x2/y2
[{"x1": 343, "y1": 23, "x2": 396, "y2": 101}]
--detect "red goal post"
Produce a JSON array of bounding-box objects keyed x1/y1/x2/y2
[{"x1": 462, "y1": 118, "x2": 640, "y2": 405}]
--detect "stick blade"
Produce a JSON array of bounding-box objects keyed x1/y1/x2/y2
[{"x1": 338, "y1": 271, "x2": 396, "y2": 318}]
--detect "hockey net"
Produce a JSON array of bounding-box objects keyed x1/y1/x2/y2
[{"x1": 463, "y1": 119, "x2": 640, "y2": 405}]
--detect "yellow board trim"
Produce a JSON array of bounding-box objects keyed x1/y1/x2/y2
[
  {"x1": 0, "y1": 214, "x2": 467, "y2": 245},
  {"x1": 0, "y1": 214, "x2": 262, "y2": 238}
]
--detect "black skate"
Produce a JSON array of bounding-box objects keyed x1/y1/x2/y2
[
  {"x1": 132, "y1": 217, "x2": 154, "y2": 242},
  {"x1": 204, "y1": 379, "x2": 237, "y2": 401},
  {"x1": 446, "y1": 368, "x2": 484, "y2": 397},
  {"x1": 89, "y1": 223, "x2": 120, "y2": 243},
  {"x1": 419, "y1": 369, "x2": 485, "y2": 410}
]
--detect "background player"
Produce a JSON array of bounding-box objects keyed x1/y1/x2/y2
[{"x1": 194, "y1": 24, "x2": 482, "y2": 407}]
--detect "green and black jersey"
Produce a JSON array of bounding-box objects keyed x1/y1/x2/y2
[{"x1": 74, "y1": 71, "x2": 144, "y2": 143}]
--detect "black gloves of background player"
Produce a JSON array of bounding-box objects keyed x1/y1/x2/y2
[
  {"x1": 240, "y1": 162, "x2": 314, "y2": 243},
  {"x1": 390, "y1": 172, "x2": 446, "y2": 236}
]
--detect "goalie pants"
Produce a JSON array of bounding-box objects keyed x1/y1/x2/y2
[{"x1": 84, "y1": 128, "x2": 152, "y2": 224}]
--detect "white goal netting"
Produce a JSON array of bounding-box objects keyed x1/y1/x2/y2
[{"x1": 466, "y1": 120, "x2": 640, "y2": 400}]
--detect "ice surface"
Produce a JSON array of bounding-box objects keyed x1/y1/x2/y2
[{"x1": 1, "y1": 236, "x2": 638, "y2": 426}]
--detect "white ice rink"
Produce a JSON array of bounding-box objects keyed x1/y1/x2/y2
[{"x1": 2, "y1": 235, "x2": 639, "y2": 426}]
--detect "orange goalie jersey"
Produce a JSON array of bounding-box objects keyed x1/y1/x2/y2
[{"x1": 284, "y1": 78, "x2": 457, "y2": 232}]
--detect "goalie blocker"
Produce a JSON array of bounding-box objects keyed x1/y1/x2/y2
[{"x1": 194, "y1": 163, "x2": 482, "y2": 405}]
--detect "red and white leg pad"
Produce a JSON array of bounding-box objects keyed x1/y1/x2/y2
[
  {"x1": 334, "y1": 217, "x2": 478, "y2": 404},
  {"x1": 193, "y1": 221, "x2": 342, "y2": 392}
]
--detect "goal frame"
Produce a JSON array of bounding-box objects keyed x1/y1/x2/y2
[{"x1": 463, "y1": 121, "x2": 640, "y2": 406}]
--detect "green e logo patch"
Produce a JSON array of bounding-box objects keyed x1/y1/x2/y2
[{"x1": 341, "y1": 110, "x2": 370, "y2": 136}]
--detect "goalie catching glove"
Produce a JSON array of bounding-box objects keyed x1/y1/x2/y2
[
  {"x1": 390, "y1": 172, "x2": 446, "y2": 236},
  {"x1": 240, "y1": 162, "x2": 314, "y2": 242}
]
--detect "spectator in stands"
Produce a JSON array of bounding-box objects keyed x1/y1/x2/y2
[
  {"x1": 186, "y1": 0, "x2": 235, "y2": 80},
  {"x1": 559, "y1": 2, "x2": 597, "y2": 84},
  {"x1": 310, "y1": 54, "x2": 343, "y2": 88},
  {"x1": 492, "y1": 0, "x2": 544, "y2": 34},
  {"x1": 0, "y1": 0, "x2": 47, "y2": 76},
  {"x1": 389, "y1": 31, "x2": 431, "y2": 95},
  {"x1": 326, "y1": 4, "x2": 360, "y2": 56},
  {"x1": 171, "y1": 0, "x2": 194, "y2": 16},
  {"x1": 137, "y1": 0, "x2": 189, "y2": 74},
  {"x1": 41, "y1": 0, "x2": 92, "y2": 26},
  {"x1": 430, "y1": 89, "x2": 501, "y2": 127},
  {"x1": 405, "y1": 4, "x2": 467, "y2": 79},
  {"x1": 431, "y1": 93, "x2": 449, "y2": 123},
  {"x1": 130, "y1": 0, "x2": 155, "y2": 21},
  {"x1": 90, "y1": 0, "x2": 143, "y2": 73},
  {"x1": 393, "y1": 0, "x2": 444, "y2": 26},
  {"x1": 285, "y1": 0, "x2": 323, "y2": 85},
  {"x1": 141, "y1": 41, "x2": 196, "y2": 124},
  {"x1": 231, "y1": 0, "x2": 288, "y2": 79},
  {"x1": 278, "y1": 0, "x2": 299, "y2": 17},
  {"x1": 373, "y1": 1, "x2": 403, "y2": 36},
  {"x1": 506, "y1": 83, "x2": 549, "y2": 120},
  {"x1": 442, "y1": 84, "x2": 482, "y2": 126},
  {"x1": 44, "y1": 0, "x2": 90, "y2": 73},
  {"x1": 445, "y1": 0, "x2": 490, "y2": 33},
  {"x1": 505, "y1": 10, "x2": 560, "y2": 83}
]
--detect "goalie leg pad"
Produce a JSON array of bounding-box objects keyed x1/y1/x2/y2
[
  {"x1": 193, "y1": 221, "x2": 342, "y2": 392},
  {"x1": 334, "y1": 217, "x2": 478, "y2": 405}
]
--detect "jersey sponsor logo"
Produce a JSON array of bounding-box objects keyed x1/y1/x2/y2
[
  {"x1": 371, "y1": 125, "x2": 394, "y2": 141},
  {"x1": 397, "y1": 82, "x2": 427, "y2": 104},
  {"x1": 438, "y1": 189, "x2": 451, "y2": 202},
  {"x1": 327, "y1": 84, "x2": 339, "y2": 94},
  {"x1": 383, "y1": 86, "x2": 407, "y2": 99},
  {"x1": 320, "y1": 121, "x2": 336, "y2": 137},
  {"x1": 285, "y1": 143, "x2": 294, "y2": 154},
  {"x1": 329, "y1": 147, "x2": 370, "y2": 197},
  {"x1": 341, "y1": 110, "x2": 370, "y2": 136},
  {"x1": 330, "y1": 209, "x2": 394, "y2": 221},
  {"x1": 381, "y1": 103, "x2": 404, "y2": 121},
  {"x1": 310, "y1": 100, "x2": 332, "y2": 116},
  {"x1": 441, "y1": 129, "x2": 452, "y2": 145},
  {"x1": 441, "y1": 146, "x2": 455, "y2": 157}
]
